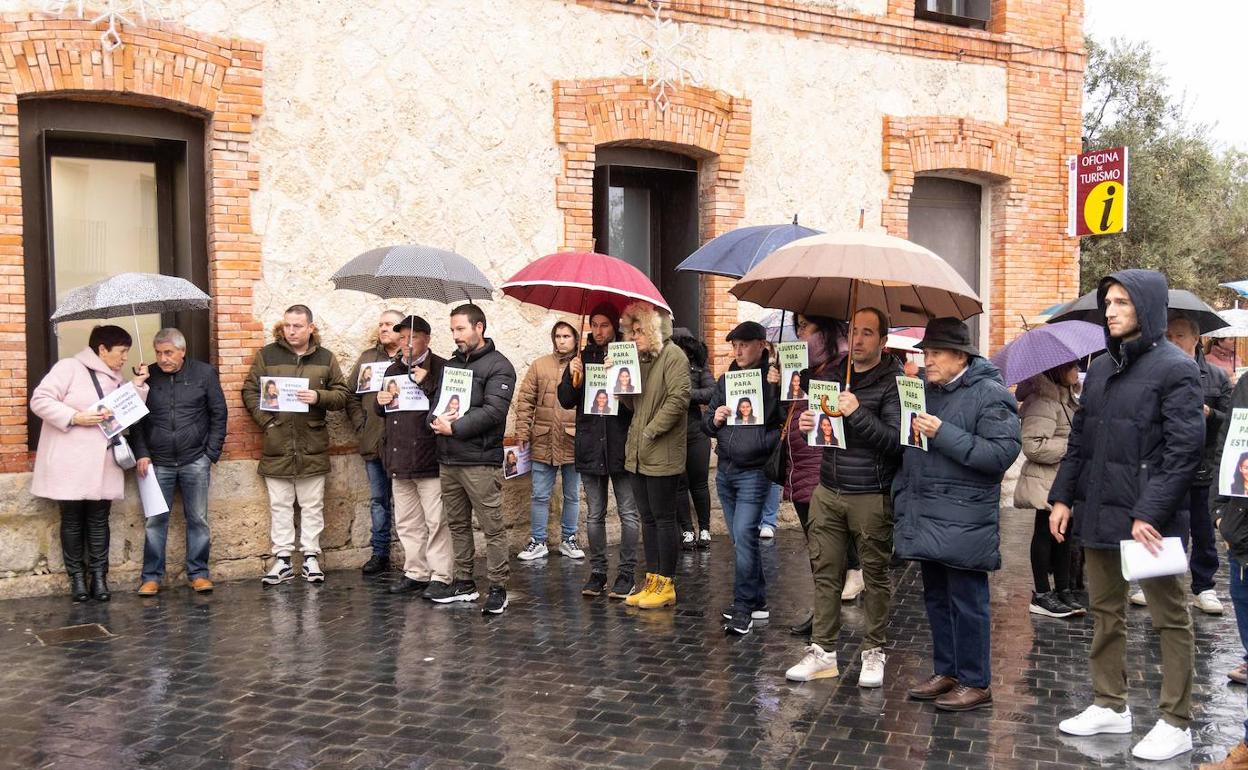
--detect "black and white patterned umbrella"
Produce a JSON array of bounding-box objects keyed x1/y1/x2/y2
[
  {"x1": 50, "y1": 272, "x2": 211, "y2": 323},
  {"x1": 331, "y1": 245, "x2": 494, "y2": 303}
]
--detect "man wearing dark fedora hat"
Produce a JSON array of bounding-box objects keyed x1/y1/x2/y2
[{"x1": 893, "y1": 316, "x2": 1021, "y2": 712}]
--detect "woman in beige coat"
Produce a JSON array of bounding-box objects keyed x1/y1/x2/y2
[
  {"x1": 514, "y1": 321, "x2": 583, "y2": 561},
  {"x1": 1014, "y1": 362, "x2": 1082, "y2": 619}
]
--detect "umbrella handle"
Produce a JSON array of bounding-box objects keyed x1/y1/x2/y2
[
  {"x1": 130, "y1": 303, "x2": 146, "y2": 376},
  {"x1": 571, "y1": 312, "x2": 585, "y2": 388}
]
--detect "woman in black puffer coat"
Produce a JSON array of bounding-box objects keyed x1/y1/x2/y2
[{"x1": 672, "y1": 329, "x2": 716, "y2": 549}]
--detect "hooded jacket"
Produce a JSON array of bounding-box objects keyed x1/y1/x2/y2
[
  {"x1": 703, "y1": 348, "x2": 783, "y2": 472},
  {"x1": 1013, "y1": 372, "x2": 1079, "y2": 510},
  {"x1": 433, "y1": 338, "x2": 516, "y2": 467},
  {"x1": 241, "y1": 330, "x2": 350, "y2": 479},
  {"x1": 893, "y1": 356, "x2": 1021, "y2": 572},
  {"x1": 618, "y1": 303, "x2": 690, "y2": 477},
  {"x1": 513, "y1": 350, "x2": 578, "y2": 466},
  {"x1": 1049, "y1": 269, "x2": 1205, "y2": 549}
]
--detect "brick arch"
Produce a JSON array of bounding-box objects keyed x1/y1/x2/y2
[
  {"x1": 0, "y1": 14, "x2": 264, "y2": 469},
  {"x1": 553, "y1": 77, "x2": 751, "y2": 368}
]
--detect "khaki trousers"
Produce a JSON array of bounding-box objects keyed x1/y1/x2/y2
[
  {"x1": 265, "y1": 475, "x2": 325, "y2": 556},
  {"x1": 440, "y1": 465, "x2": 509, "y2": 586},
  {"x1": 1084, "y1": 547, "x2": 1193, "y2": 728},
  {"x1": 808, "y1": 484, "x2": 893, "y2": 650},
  {"x1": 393, "y1": 477, "x2": 452, "y2": 584}
]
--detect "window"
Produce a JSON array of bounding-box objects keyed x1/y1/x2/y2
[
  {"x1": 19, "y1": 100, "x2": 209, "y2": 448},
  {"x1": 914, "y1": 0, "x2": 990, "y2": 29},
  {"x1": 908, "y1": 177, "x2": 985, "y2": 344}
]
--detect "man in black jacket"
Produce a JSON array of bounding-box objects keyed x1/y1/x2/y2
[
  {"x1": 1166, "y1": 312, "x2": 1232, "y2": 615},
  {"x1": 705, "y1": 321, "x2": 783, "y2": 636},
  {"x1": 430, "y1": 304, "x2": 517, "y2": 614},
  {"x1": 130, "y1": 328, "x2": 227, "y2": 596},
  {"x1": 784, "y1": 308, "x2": 901, "y2": 688},
  {"x1": 1050, "y1": 270, "x2": 1204, "y2": 761},
  {"x1": 1212, "y1": 375, "x2": 1248, "y2": 764},
  {"x1": 559, "y1": 302, "x2": 640, "y2": 600}
]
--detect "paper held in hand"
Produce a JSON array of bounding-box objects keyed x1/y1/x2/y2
[
  {"x1": 355, "y1": 365, "x2": 385, "y2": 394},
  {"x1": 724, "y1": 369, "x2": 764, "y2": 427},
  {"x1": 433, "y1": 367, "x2": 473, "y2": 420},
  {"x1": 778, "y1": 341, "x2": 808, "y2": 401},
  {"x1": 1219, "y1": 408, "x2": 1248, "y2": 498},
  {"x1": 259, "y1": 376, "x2": 309, "y2": 413},
  {"x1": 503, "y1": 443, "x2": 531, "y2": 480},
  {"x1": 806, "y1": 380, "x2": 846, "y2": 448},
  {"x1": 1119, "y1": 537, "x2": 1188, "y2": 581},
  {"x1": 897, "y1": 376, "x2": 928, "y2": 451},
  {"x1": 138, "y1": 469, "x2": 170, "y2": 519},
  {"x1": 583, "y1": 364, "x2": 619, "y2": 416},
  {"x1": 607, "y1": 342, "x2": 642, "y2": 395},
  {"x1": 90, "y1": 382, "x2": 149, "y2": 440},
  {"x1": 380, "y1": 375, "x2": 430, "y2": 412}
]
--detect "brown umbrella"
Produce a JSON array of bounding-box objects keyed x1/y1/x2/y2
[{"x1": 729, "y1": 230, "x2": 982, "y2": 326}]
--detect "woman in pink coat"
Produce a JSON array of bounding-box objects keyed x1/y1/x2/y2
[{"x1": 30, "y1": 325, "x2": 149, "y2": 602}]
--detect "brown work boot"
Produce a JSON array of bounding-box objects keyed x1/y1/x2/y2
[
  {"x1": 935, "y1": 684, "x2": 993, "y2": 712},
  {"x1": 1201, "y1": 742, "x2": 1248, "y2": 770},
  {"x1": 189, "y1": 577, "x2": 214, "y2": 593},
  {"x1": 137, "y1": 580, "x2": 159, "y2": 597},
  {"x1": 907, "y1": 674, "x2": 958, "y2": 701}
]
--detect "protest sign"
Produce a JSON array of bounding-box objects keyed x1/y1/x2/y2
[
  {"x1": 583, "y1": 364, "x2": 618, "y2": 416},
  {"x1": 503, "y1": 443, "x2": 531, "y2": 479},
  {"x1": 355, "y1": 364, "x2": 385, "y2": 394},
  {"x1": 433, "y1": 367, "x2": 473, "y2": 420},
  {"x1": 725, "y1": 369, "x2": 764, "y2": 427},
  {"x1": 380, "y1": 375, "x2": 430, "y2": 412},
  {"x1": 1220, "y1": 408, "x2": 1248, "y2": 498},
  {"x1": 607, "y1": 341, "x2": 642, "y2": 395},
  {"x1": 806, "y1": 380, "x2": 845, "y2": 448},
  {"x1": 897, "y1": 375, "x2": 928, "y2": 451},
  {"x1": 91, "y1": 382, "x2": 149, "y2": 440},
  {"x1": 778, "y1": 341, "x2": 809, "y2": 401},
  {"x1": 259, "y1": 377, "x2": 309, "y2": 413}
]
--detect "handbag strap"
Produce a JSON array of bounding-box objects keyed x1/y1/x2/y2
[{"x1": 83, "y1": 363, "x2": 120, "y2": 447}]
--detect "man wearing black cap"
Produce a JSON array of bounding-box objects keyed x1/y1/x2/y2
[
  {"x1": 372, "y1": 316, "x2": 455, "y2": 598},
  {"x1": 893, "y1": 317, "x2": 1020, "y2": 712},
  {"x1": 705, "y1": 320, "x2": 783, "y2": 635}
]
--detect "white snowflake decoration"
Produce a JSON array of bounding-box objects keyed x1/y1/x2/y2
[
  {"x1": 41, "y1": 0, "x2": 170, "y2": 51},
  {"x1": 625, "y1": 1, "x2": 703, "y2": 113}
]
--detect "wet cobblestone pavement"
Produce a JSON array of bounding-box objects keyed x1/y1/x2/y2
[{"x1": 0, "y1": 508, "x2": 1245, "y2": 770}]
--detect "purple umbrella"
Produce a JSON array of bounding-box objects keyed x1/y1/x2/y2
[{"x1": 990, "y1": 321, "x2": 1105, "y2": 387}]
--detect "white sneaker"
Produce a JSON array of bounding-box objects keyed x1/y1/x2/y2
[
  {"x1": 261, "y1": 556, "x2": 293, "y2": 585},
  {"x1": 1059, "y1": 704, "x2": 1132, "y2": 736},
  {"x1": 1193, "y1": 589, "x2": 1224, "y2": 615},
  {"x1": 859, "y1": 647, "x2": 886, "y2": 689},
  {"x1": 759, "y1": 525, "x2": 775, "y2": 539},
  {"x1": 842, "y1": 569, "x2": 865, "y2": 602},
  {"x1": 1131, "y1": 719, "x2": 1192, "y2": 761},
  {"x1": 1129, "y1": 589, "x2": 1147, "y2": 606},
  {"x1": 518, "y1": 538, "x2": 548, "y2": 561},
  {"x1": 785, "y1": 644, "x2": 839, "y2": 682},
  {"x1": 559, "y1": 537, "x2": 585, "y2": 560},
  {"x1": 301, "y1": 555, "x2": 324, "y2": 584}
]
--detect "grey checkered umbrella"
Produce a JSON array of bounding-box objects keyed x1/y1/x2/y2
[
  {"x1": 331, "y1": 245, "x2": 494, "y2": 303},
  {"x1": 51, "y1": 272, "x2": 211, "y2": 323}
]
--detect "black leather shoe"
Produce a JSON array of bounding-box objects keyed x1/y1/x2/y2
[
  {"x1": 90, "y1": 571, "x2": 111, "y2": 602},
  {"x1": 789, "y1": 611, "x2": 813, "y2": 636},
  {"x1": 69, "y1": 573, "x2": 89, "y2": 603},
  {"x1": 388, "y1": 577, "x2": 429, "y2": 595},
  {"x1": 362, "y1": 555, "x2": 390, "y2": 575}
]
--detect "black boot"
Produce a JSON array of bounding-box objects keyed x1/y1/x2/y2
[
  {"x1": 789, "y1": 610, "x2": 813, "y2": 636},
  {"x1": 90, "y1": 571, "x2": 110, "y2": 602},
  {"x1": 69, "y1": 573, "x2": 89, "y2": 603}
]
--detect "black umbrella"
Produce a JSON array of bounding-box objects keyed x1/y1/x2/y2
[{"x1": 1047, "y1": 288, "x2": 1229, "y2": 334}]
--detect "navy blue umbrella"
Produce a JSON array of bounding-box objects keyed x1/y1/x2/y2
[{"x1": 676, "y1": 217, "x2": 821, "y2": 279}]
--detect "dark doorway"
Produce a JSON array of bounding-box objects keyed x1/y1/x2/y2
[
  {"x1": 908, "y1": 176, "x2": 983, "y2": 341},
  {"x1": 592, "y1": 147, "x2": 701, "y2": 334}
]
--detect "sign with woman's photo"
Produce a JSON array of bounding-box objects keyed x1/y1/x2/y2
[
  {"x1": 503, "y1": 443, "x2": 531, "y2": 480},
  {"x1": 433, "y1": 367, "x2": 473, "y2": 421},
  {"x1": 90, "y1": 382, "x2": 149, "y2": 440},
  {"x1": 725, "y1": 369, "x2": 764, "y2": 427},
  {"x1": 355, "y1": 364, "x2": 385, "y2": 394},
  {"x1": 583, "y1": 364, "x2": 618, "y2": 416},
  {"x1": 806, "y1": 380, "x2": 845, "y2": 448},
  {"x1": 897, "y1": 375, "x2": 927, "y2": 451},
  {"x1": 607, "y1": 341, "x2": 641, "y2": 395},
  {"x1": 380, "y1": 375, "x2": 430, "y2": 412},
  {"x1": 778, "y1": 341, "x2": 809, "y2": 401},
  {"x1": 259, "y1": 376, "x2": 309, "y2": 413},
  {"x1": 1220, "y1": 408, "x2": 1248, "y2": 498}
]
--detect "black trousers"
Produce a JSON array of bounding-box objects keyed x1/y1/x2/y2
[
  {"x1": 60, "y1": 500, "x2": 112, "y2": 576},
  {"x1": 676, "y1": 433, "x2": 712, "y2": 533},
  {"x1": 1030, "y1": 508, "x2": 1070, "y2": 593},
  {"x1": 632, "y1": 473, "x2": 681, "y2": 578}
]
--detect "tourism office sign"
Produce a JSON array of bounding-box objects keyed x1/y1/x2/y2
[{"x1": 1068, "y1": 146, "x2": 1128, "y2": 237}]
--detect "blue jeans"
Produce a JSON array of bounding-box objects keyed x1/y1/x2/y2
[
  {"x1": 142, "y1": 455, "x2": 212, "y2": 581},
  {"x1": 365, "y1": 458, "x2": 394, "y2": 556},
  {"x1": 530, "y1": 461, "x2": 580, "y2": 541},
  {"x1": 920, "y1": 560, "x2": 992, "y2": 688},
  {"x1": 1231, "y1": 558, "x2": 1248, "y2": 743},
  {"x1": 760, "y1": 482, "x2": 781, "y2": 529},
  {"x1": 717, "y1": 466, "x2": 770, "y2": 611}
]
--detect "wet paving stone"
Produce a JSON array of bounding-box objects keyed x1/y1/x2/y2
[{"x1": 0, "y1": 507, "x2": 1244, "y2": 769}]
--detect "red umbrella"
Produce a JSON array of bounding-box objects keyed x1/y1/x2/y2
[{"x1": 500, "y1": 251, "x2": 670, "y2": 315}]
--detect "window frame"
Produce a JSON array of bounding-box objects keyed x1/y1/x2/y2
[{"x1": 913, "y1": 0, "x2": 990, "y2": 30}]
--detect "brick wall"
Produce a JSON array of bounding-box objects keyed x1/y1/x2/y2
[{"x1": 0, "y1": 14, "x2": 263, "y2": 471}]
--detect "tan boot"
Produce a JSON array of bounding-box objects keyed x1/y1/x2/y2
[
  {"x1": 137, "y1": 580, "x2": 159, "y2": 597},
  {"x1": 625, "y1": 573, "x2": 656, "y2": 606},
  {"x1": 1202, "y1": 743, "x2": 1248, "y2": 770},
  {"x1": 638, "y1": 575, "x2": 676, "y2": 609}
]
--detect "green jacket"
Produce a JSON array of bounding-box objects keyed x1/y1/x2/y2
[
  {"x1": 621, "y1": 340, "x2": 690, "y2": 477},
  {"x1": 346, "y1": 343, "x2": 397, "y2": 461},
  {"x1": 242, "y1": 335, "x2": 349, "y2": 478}
]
